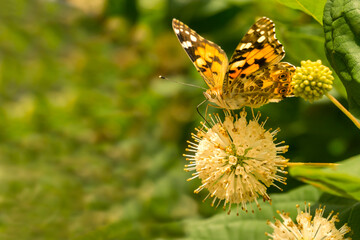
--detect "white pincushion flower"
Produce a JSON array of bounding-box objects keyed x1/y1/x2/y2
[
  {"x1": 184, "y1": 110, "x2": 289, "y2": 214},
  {"x1": 266, "y1": 203, "x2": 351, "y2": 240}
]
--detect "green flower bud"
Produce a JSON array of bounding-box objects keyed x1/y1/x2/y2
[{"x1": 291, "y1": 60, "x2": 334, "y2": 103}]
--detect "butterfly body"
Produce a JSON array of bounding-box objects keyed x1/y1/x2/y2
[{"x1": 172, "y1": 17, "x2": 295, "y2": 109}]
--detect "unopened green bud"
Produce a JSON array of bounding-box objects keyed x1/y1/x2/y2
[{"x1": 291, "y1": 60, "x2": 334, "y2": 103}]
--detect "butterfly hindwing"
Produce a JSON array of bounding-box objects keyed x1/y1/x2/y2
[
  {"x1": 265, "y1": 62, "x2": 296, "y2": 101},
  {"x1": 224, "y1": 17, "x2": 285, "y2": 93},
  {"x1": 224, "y1": 62, "x2": 295, "y2": 108},
  {"x1": 172, "y1": 19, "x2": 228, "y2": 88},
  {"x1": 244, "y1": 62, "x2": 295, "y2": 99}
]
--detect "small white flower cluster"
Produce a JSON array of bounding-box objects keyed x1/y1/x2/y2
[
  {"x1": 184, "y1": 110, "x2": 288, "y2": 214},
  {"x1": 267, "y1": 203, "x2": 351, "y2": 240}
]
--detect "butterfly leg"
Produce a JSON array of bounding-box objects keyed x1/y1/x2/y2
[
  {"x1": 197, "y1": 99, "x2": 210, "y2": 127},
  {"x1": 199, "y1": 103, "x2": 212, "y2": 131},
  {"x1": 197, "y1": 101, "x2": 224, "y2": 131},
  {"x1": 203, "y1": 102, "x2": 223, "y2": 122},
  {"x1": 204, "y1": 103, "x2": 229, "y2": 129}
]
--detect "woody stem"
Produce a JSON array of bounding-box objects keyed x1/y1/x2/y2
[{"x1": 325, "y1": 93, "x2": 360, "y2": 130}]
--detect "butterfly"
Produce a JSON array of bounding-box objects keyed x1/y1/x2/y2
[{"x1": 172, "y1": 17, "x2": 295, "y2": 109}]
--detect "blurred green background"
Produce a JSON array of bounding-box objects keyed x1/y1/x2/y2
[{"x1": 0, "y1": 0, "x2": 359, "y2": 239}]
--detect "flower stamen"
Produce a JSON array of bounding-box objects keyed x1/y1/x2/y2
[
  {"x1": 266, "y1": 203, "x2": 351, "y2": 240},
  {"x1": 185, "y1": 110, "x2": 289, "y2": 215}
]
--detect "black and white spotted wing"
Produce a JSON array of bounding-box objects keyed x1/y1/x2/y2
[
  {"x1": 172, "y1": 18, "x2": 228, "y2": 88},
  {"x1": 224, "y1": 17, "x2": 285, "y2": 93}
]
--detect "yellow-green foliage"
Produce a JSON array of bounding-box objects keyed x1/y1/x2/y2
[{"x1": 0, "y1": 0, "x2": 359, "y2": 239}]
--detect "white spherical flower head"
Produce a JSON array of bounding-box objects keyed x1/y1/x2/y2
[
  {"x1": 266, "y1": 203, "x2": 351, "y2": 240},
  {"x1": 184, "y1": 110, "x2": 289, "y2": 215}
]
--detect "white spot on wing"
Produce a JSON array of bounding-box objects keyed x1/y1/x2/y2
[
  {"x1": 181, "y1": 41, "x2": 192, "y2": 48},
  {"x1": 239, "y1": 42, "x2": 252, "y2": 50},
  {"x1": 239, "y1": 43, "x2": 246, "y2": 50},
  {"x1": 245, "y1": 42, "x2": 252, "y2": 49},
  {"x1": 185, "y1": 30, "x2": 189, "y2": 34},
  {"x1": 247, "y1": 29, "x2": 255, "y2": 34},
  {"x1": 232, "y1": 60, "x2": 246, "y2": 69},
  {"x1": 260, "y1": 30, "x2": 265, "y2": 35},
  {"x1": 257, "y1": 36, "x2": 266, "y2": 43},
  {"x1": 190, "y1": 35, "x2": 197, "y2": 42},
  {"x1": 174, "y1": 28, "x2": 180, "y2": 34}
]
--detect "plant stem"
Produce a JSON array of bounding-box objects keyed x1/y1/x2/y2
[
  {"x1": 325, "y1": 93, "x2": 360, "y2": 130},
  {"x1": 287, "y1": 162, "x2": 339, "y2": 169}
]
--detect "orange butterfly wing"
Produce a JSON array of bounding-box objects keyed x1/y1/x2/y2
[
  {"x1": 172, "y1": 19, "x2": 228, "y2": 89},
  {"x1": 224, "y1": 17, "x2": 285, "y2": 93},
  {"x1": 172, "y1": 17, "x2": 295, "y2": 110}
]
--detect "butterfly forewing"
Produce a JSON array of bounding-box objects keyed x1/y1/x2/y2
[
  {"x1": 172, "y1": 19, "x2": 228, "y2": 88},
  {"x1": 224, "y1": 17, "x2": 285, "y2": 93}
]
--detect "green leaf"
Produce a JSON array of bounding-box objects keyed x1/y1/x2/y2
[
  {"x1": 289, "y1": 154, "x2": 360, "y2": 201},
  {"x1": 184, "y1": 185, "x2": 321, "y2": 240},
  {"x1": 324, "y1": 0, "x2": 360, "y2": 117},
  {"x1": 277, "y1": 0, "x2": 327, "y2": 24},
  {"x1": 185, "y1": 185, "x2": 359, "y2": 239}
]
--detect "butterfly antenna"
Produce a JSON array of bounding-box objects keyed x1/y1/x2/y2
[{"x1": 159, "y1": 75, "x2": 207, "y2": 90}]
